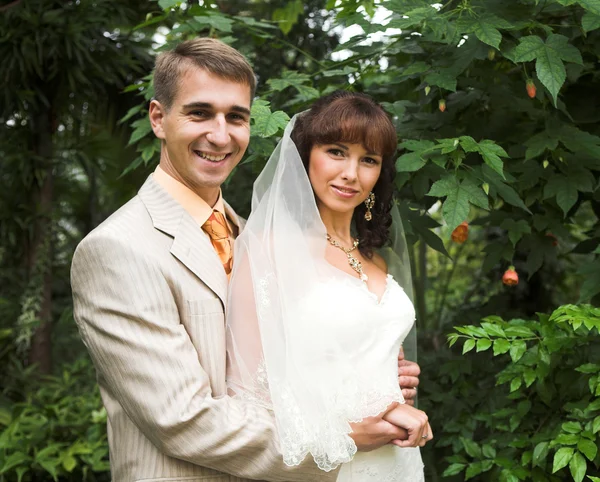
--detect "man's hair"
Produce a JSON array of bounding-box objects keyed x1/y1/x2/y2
[{"x1": 153, "y1": 37, "x2": 256, "y2": 110}]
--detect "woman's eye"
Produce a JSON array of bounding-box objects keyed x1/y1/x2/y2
[
  {"x1": 363, "y1": 157, "x2": 379, "y2": 165},
  {"x1": 328, "y1": 149, "x2": 344, "y2": 156}
]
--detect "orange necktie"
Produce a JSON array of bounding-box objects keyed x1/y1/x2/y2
[{"x1": 202, "y1": 211, "x2": 233, "y2": 276}]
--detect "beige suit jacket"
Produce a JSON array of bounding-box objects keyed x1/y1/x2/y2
[{"x1": 71, "y1": 176, "x2": 338, "y2": 482}]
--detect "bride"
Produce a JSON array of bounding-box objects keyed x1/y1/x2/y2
[{"x1": 226, "y1": 91, "x2": 430, "y2": 481}]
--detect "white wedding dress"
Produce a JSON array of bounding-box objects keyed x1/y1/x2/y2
[
  {"x1": 226, "y1": 114, "x2": 424, "y2": 481},
  {"x1": 283, "y1": 271, "x2": 425, "y2": 482}
]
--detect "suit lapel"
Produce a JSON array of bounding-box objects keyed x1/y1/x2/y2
[{"x1": 139, "y1": 176, "x2": 228, "y2": 307}]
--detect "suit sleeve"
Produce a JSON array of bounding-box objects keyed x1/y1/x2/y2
[{"x1": 71, "y1": 232, "x2": 338, "y2": 482}]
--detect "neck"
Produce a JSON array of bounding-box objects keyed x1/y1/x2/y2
[
  {"x1": 159, "y1": 157, "x2": 219, "y2": 207},
  {"x1": 318, "y1": 202, "x2": 354, "y2": 245}
]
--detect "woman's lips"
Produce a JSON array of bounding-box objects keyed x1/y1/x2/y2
[{"x1": 331, "y1": 185, "x2": 359, "y2": 198}]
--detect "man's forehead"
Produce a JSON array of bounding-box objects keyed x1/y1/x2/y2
[{"x1": 174, "y1": 66, "x2": 252, "y2": 108}]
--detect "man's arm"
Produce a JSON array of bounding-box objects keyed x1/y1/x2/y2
[{"x1": 71, "y1": 233, "x2": 335, "y2": 482}]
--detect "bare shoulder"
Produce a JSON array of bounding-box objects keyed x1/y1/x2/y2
[{"x1": 371, "y1": 252, "x2": 388, "y2": 273}]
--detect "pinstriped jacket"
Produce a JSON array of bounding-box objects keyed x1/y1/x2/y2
[{"x1": 71, "y1": 176, "x2": 337, "y2": 482}]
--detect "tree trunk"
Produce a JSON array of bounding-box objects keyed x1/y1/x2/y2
[{"x1": 27, "y1": 107, "x2": 54, "y2": 375}]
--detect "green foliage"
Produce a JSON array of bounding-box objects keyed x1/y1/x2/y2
[
  {"x1": 441, "y1": 305, "x2": 600, "y2": 481},
  {"x1": 0, "y1": 359, "x2": 109, "y2": 482}
]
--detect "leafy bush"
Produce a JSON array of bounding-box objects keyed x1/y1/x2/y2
[
  {"x1": 421, "y1": 304, "x2": 600, "y2": 481},
  {"x1": 0, "y1": 358, "x2": 109, "y2": 482}
]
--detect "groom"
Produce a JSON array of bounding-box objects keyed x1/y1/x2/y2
[{"x1": 71, "y1": 37, "x2": 421, "y2": 482}]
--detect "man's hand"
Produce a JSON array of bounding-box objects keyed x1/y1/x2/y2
[
  {"x1": 398, "y1": 347, "x2": 420, "y2": 406},
  {"x1": 349, "y1": 402, "x2": 409, "y2": 452}
]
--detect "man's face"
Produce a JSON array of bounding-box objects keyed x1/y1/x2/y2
[{"x1": 150, "y1": 67, "x2": 251, "y2": 205}]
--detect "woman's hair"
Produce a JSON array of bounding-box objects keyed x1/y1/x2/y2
[{"x1": 291, "y1": 90, "x2": 397, "y2": 258}]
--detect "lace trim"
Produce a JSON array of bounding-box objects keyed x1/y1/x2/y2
[{"x1": 274, "y1": 377, "x2": 405, "y2": 471}]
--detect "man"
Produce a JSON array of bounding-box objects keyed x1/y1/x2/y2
[{"x1": 71, "y1": 37, "x2": 421, "y2": 482}]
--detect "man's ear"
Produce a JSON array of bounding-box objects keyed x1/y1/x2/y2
[{"x1": 149, "y1": 100, "x2": 167, "y2": 140}]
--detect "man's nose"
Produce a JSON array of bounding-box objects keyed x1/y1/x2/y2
[{"x1": 205, "y1": 116, "x2": 230, "y2": 147}]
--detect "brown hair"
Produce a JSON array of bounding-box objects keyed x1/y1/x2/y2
[
  {"x1": 153, "y1": 37, "x2": 256, "y2": 110},
  {"x1": 291, "y1": 90, "x2": 398, "y2": 258}
]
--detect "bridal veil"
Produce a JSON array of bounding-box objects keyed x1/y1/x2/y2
[{"x1": 225, "y1": 114, "x2": 417, "y2": 471}]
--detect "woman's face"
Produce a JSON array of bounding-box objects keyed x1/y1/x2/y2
[{"x1": 308, "y1": 142, "x2": 382, "y2": 216}]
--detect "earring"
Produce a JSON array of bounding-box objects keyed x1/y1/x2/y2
[{"x1": 364, "y1": 192, "x2": 375, "y2": 221}]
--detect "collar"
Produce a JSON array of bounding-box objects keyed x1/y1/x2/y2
[{"x1": 153, "y1": 165, "x2": 226, "y2": 228}]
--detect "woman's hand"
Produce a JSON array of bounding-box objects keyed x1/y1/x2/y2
[{"x1": 382, "y1": 403, "x2": 432, "y2": 448}]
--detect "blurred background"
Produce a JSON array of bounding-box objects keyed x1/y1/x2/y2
[{"x1": 1, "y1": 0, "x2": 599, "y2": 480}]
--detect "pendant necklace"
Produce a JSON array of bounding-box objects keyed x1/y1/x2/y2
[{"x1": 326, "y1": 234, "x2": 368, "y2": 281}]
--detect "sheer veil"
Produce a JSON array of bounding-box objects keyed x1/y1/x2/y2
[{"x1": 225, "y1": 114, "x2": 417, "y2": 471}]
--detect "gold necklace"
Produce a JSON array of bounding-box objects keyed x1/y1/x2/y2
[{"x1": 326, "y1": 234, "x2": 368, "y2": 281}]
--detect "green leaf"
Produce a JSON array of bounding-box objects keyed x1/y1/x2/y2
[
  {"x1": 563, "y1": 421, "x2": 582, "y2": 433},
  {"x1": 536, "y1": 47, "x2": 566, "y2": 107},
  {"x1": 463, "y1": 338, "x2": 476, "y2": 354},
  {"x1": 193, "y1": 14, "x2": 234, "y2": 33},
  {"x1": 593, "y1": 416, "x2": 600, "y2": 433},
  {"x1": 62, "y1": 454, "x2": 77, "y2": 472},
  {"x1": 553, "y1": 447, "x2": 574, "y2": 473},
  {"x1": 477, "y1": 140, "x2": 508, "y2": 178},
  {"x1": 510, "y1": 377, "x2": 522, "y2": 392},
  {"x1": 476, "y1": 338, "x2": 492, "y2": 352},
  {"x1": 510, "y1": 340, "x2": 527, "y2": 362},
  {"x1": 533, "y1": 441, "x2": 550, "y2": 467},
  {"x1": 428, "y1": 175, "x2": 488, "y2": 231},
  {"x1": 559, "y1": 125, "x2": 600, "y2": 159},
  {"x1": 461, "y1": 437, "x2": 482, "y2": 458},
  {"x1": 481, "y1": 322, "x2": 506, "y2": 337},
  {"x1": 511, "y1": 35, "x2": 545, "y2": 62},
  {"x1": 470, "y1": 19, "x2": 502, "y2": 49},
  {"x1": 127, "y1": 118, "x2": 152, "y2": 147},
  {"x1": 579, "y1": 0, "x2": 600, "y2": 15},
  {"x1": 582, "y1": 12, "x2": 600, "y2": 32},
  {"x1": 396, "y1": 152, "x2": 426, "y2": 172},
  {"x1": 158, "y1": 0, "x2": 180, "y2": 10},
  {"x1": 578, "y1": 264, "x2": 600, "y2": 302},
  {"x1": 252, "y1": 109, "x2": 290, "y2": 138},
  {"x1": 555, "y1": 433, "x2": 579, "y2": 445},
  {"x1": 544, "y1": 176, "x2": 578, "y2": 216},
  {"x1": 0, "y1": 451, "x2": 32, "y2": 474},
  {"x1": 577, "y1": 439, "x2": 598, "y2": 461},
  {"x1": 501, "y1": 219, "x2": 531, "y2": 247},
  {"x1": 493, "y1": 338, "x2": 511, "y2": 355},
  {"x1": 524, "y1": 369, "x2": 537, "y2": 387},
  {"x1": 119, "y1": 104, "x2": 143, "y2": 125},
  {"x1": 272, "y1": 0, "x2": 303, "y2": 35},
  {"x1": 482, "y1": 166, "x2": 531, "y2": 213},
  {"x1": 402, "y1": 61, "x2": 430, "y2": 76},
  {"x1": 511, "y1": 34, "x2": 582, "y2": 106},
  {"x1": 525, "y1": 132, "x2": 559, "y2": 160},
  {"x1": 267, "y1": 70, "x2": 319, "y2": 98},
  {"x1": 443, "y1": 463, "x2": 466, "y2": 476},
  {"x1": 576, "y1": 363, "x2": 600, "y2": 374},
  {"x1": 569, "y1": 451, "x2": 586, "y2": 482},
  {"x1": 425, "y1": 71, "x2": 457, "y2": 91}
]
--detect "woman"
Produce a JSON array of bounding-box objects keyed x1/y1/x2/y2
[{"x1": 226, "y1": 91, "x2": 430, "y2": 481}]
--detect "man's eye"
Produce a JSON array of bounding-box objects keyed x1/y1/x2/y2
[
  {"x1": 190, "y1": 111, "x2": 207, "y2": 117},
  {"x1": 229, "y1": 113, "x2": 246, "y2": 122}
]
